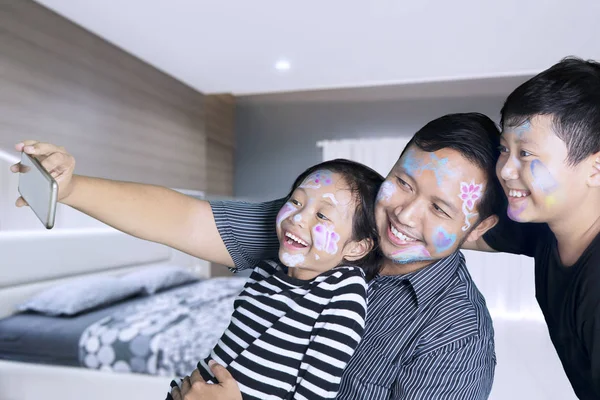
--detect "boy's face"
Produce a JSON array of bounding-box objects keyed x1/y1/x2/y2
[
  {"x1": 375, "y1": 145, "x2": 494, "y2": 273},
  {"x1": 497, "y1": 115, "x2": 591, "y2": 223}
]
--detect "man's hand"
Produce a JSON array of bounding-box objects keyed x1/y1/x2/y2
[
  {"x1": 10, "y1": 140, "x2": 76, "y2": 206},
  {"x1": 170, "y1": 361, "x2": 242, "y2": 400}
]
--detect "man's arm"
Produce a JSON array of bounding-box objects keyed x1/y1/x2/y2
[{"x1": 392, "y1": 336, "x2": 495, "y2": 400}]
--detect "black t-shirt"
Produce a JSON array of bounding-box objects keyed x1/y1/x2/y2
[{"x1": 484, "y1": 213, "x2": 600, "y2": 400}]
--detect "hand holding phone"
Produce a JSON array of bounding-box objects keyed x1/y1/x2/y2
[{"x1": 17, "y1": 151, "x2": 58, "y2": 229}]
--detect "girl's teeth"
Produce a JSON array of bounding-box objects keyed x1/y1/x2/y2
[
  {"x1": 509, "y1": 189, "x2": 530, "y2": 198},
  {"x1": 390, "y1": 225, "x2": 416, "y2": 242},
  {"x1": 285, "y1": 232, "x2": 308, "y2": 246}
]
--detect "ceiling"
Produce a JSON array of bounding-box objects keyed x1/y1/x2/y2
[{"x1": 35, "y1": 0, "x2": 600, "y2": 96}]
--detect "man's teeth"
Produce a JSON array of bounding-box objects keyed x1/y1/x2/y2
[
  {"x1": 285, "y1": 232, "x2": 308, "y2": 246},
  {"x1": 390, "y1": 225, "x2": 416, "y2": 242},
  {"x1": 509, "y1": 189, "x2": 530, "y2": 198}
]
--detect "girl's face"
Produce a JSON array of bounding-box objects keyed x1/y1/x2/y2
[{"x1": 275, "y1": 170, "x2": 366, "y2": 279}]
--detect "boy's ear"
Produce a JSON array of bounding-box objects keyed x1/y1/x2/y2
[
  {"x1": 466, "y1": 214, "x2": 498, "y2": 243},
  {"x1": 343, "y1": 238, "x2": 373, "y2": 262},
  {"x1": 589, "y1": 154, "x2": 600, "y2": 187}
]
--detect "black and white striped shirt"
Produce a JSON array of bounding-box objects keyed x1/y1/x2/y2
[
  {"x1": 198, "y1": 260, "x2": 367, "y2": 400},
  {"x1": 210, "y1": 199, "x2": 496, "y2": 400}
]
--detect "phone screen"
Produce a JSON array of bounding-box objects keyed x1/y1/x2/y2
[{"x1": 18, "y1": 152, "x2": 58, "y2": 229}]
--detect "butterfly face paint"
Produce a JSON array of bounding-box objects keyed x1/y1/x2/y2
[
  {"x1": 459, "y1": 180, "x2": 483, "y2": 231},
  {"x1": 313, "y1": 223, "x2": 340, "y2": 255},
  {"x1": 300, "y1": 170, "x2": 333, "y2": 189},
  {"x1": 376, "y1": 180, "x2": 396, "y2": 203},
  {"x1": 530, "y1": 160, "x2": 559, "y2": 207}
]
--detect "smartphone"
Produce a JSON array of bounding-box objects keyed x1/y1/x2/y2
[{"x1": 17, "y1": 152, "x2": 58, "y2": 229}]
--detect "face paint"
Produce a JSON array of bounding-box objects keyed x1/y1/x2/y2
[
  {"x1": 459, "y1": 180, "x2": 483, "y2": 231},
  {"x1": 432, "y1": 227, "x2": 456, "y2": 253},
  {"x1": 312, "y1": 223, "x2": 340, "y2": 255},
  {"x1": 507, "y1": 200, "x2": 527, "y2": 221},
  {"x1": 402, "y1": 149, "x2": 454, "y2": 186},
  {"x1": 376, "y1": 180, "x2": 396, "y2": 203},
  {"x1": 513, "y1": 121, "x2": 531, "y2": 138},
  {"x1": 276, "y1": 202, "x2": 296, "y2": 227},
  {"x1": 299, "y1": 170, "x2": 333, "y2": 189},
  {"x1": 293, "y1": 214, "x2": 302, "y2": 223},
  {"x1": 281, "y1": 252, "x2": 305, "y2": 267},
  {"x1": 530, "y1": 160, "x2": 559, "y2": 194},
  {"x1": 322, "y1": 193, "x2": 339, "y2": 206},
  {"x1": 390, "y1": 245, "x2": 432, "y2": 264},
  {"x1": 315, "y1": 254, "x2": 320, "y2": 260}
]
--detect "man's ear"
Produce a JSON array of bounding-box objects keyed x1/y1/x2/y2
[
  {"x1": 588, "y1": 153, "x2": 600, "y2": 188},
  {"x1": 343, "y1": 238, "x2": 373, "y2": 262},
  {"x1": 466, "y1": 214, "x2": 498, "y2": 243}
]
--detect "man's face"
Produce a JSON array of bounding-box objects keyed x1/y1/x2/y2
[
  {"x1": 375, "y1": 145, "x2": 488, "y2": 271},
  {"x1": 497, "y1": 115, "x2": 590, "y2": 224}
]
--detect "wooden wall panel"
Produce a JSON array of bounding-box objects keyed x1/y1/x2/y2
[
  {"x1": 204, "y1": 94, "x2": 235, "y2": 197},
  {"x1": 0, "y1": 0, "x2": 211, "y2": 191}
]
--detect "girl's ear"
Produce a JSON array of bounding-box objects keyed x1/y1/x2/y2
[{"x1": 343, "y1": 238, "x2": 373, "y2": 262}]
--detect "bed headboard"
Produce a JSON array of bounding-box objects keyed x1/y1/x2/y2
[{"x1": 0, "y1": 150, "x2": 210, "y2": 318}]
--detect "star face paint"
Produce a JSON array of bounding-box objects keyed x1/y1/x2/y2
[
  {"x1": 376, "y1": 180, "x2": 396, "y2": 203},
  {"x1": 513, "y1": 121, "x2": 531, "y2": 138},
  {"x1": 432, "y1": 226, "x2": 456, "y2": 253},
  {"x1": 459, "y1": 180, "x2": 483, "y2": 231},
  {"x1": 322, "y1": 193, "x2": 339, "y2": 206},
  {"x1": 299, "y1": 170, "x2": 333, "y2": 189},
  {"x1": 402, "y1": 148, "x2": 455, "y2": 186},
  {"x1": 312, "y1": 223, "x2": 340, "y2": 255},
  {"x1": 276, "y1": 202, "x2": 296, "y2": 228},
  {"x1": 281, "y1": 252, "x2": 305, "y2": 267}
]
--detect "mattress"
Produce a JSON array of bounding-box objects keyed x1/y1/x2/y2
[{"x1": 0, "y1": 277, "x2": 247, "y2": 376}]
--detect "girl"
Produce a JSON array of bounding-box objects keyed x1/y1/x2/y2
[{"x1": 171, "y1": 159, "x2": 383, "y2": 400}]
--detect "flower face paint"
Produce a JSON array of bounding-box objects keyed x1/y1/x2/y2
[
  {"x1": 299, "y1": 170, "x2": 333, "y2": 189},
  {"x1": 376, "y1": 180, "x2": 396, "y2": 203},
  {"x1": 313, "y1": 223, "x2": 340, "y2": 255},
  {"x1": 459, "y1": 180, "x2": 483, "y2": 231}
]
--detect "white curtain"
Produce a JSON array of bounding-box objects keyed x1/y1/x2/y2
[{"x1": 317, "y1": 137, "x2": 410, "y2": 178}]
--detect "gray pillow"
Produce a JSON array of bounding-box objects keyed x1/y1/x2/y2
[
  {"x1": 119, "y1": 265, "x2": 199, "y2": 295},
  {"x1": 17, "y1": 276, "x2": 141, "y2": 316}
]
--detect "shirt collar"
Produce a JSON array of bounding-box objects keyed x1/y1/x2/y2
[{"x1": 374, "y1": 251, "x2": 463, "y2": 308}]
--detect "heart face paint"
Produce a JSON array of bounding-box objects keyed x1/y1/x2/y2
[
  {"x1": 376, "y1": 180, "x2": 396, "y2": 203},
  {"x1": 299, "y1": 170, "x2": 333, "y2": 189},
  {"x1": 312, "y1": 223, "x2": 340, "y2": 255},
  {"x1": 276, "y1": 202, "x2": 296, "y2": 228},
  {"x1": 281, "y1": 252, "x2": 305, "y2": 267},
  {"x1": 459, "y1": 180, "x2": 483, "y2": 231},
  {"x1": 432, "y1": 227, "x2": 456, "y2": 253}
]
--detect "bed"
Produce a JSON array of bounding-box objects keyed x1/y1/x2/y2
[{"x1": 0, "y1": 174, "x2": 247, "y2": 400}]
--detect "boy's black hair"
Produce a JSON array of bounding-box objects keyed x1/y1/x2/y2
[{"x1": 501, "y1": 56, "x2": 600, "y2": 166}]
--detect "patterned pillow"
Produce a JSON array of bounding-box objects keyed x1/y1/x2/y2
[
  {"x1": 119, "y1": 265, "x2": 199, "y2": 295},
  {"x1": 17, "y1": 276, "x2": 141, "y2": 316}
]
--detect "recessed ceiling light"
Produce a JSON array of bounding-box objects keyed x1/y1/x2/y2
[{"x1": 275, "y1": 60, "x2": 291, "y2": 71}]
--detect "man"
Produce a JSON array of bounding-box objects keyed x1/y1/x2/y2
[
  {"x1": 13, "y1": 113, "x2": 502, "y2": 399},
  {"x1": 467, "y1": 57, "x2": 600, "y2": 399}
]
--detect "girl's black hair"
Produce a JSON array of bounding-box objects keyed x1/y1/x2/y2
[{"x1": 286, "y1": 159, "x2": 384, "y2": 281}]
